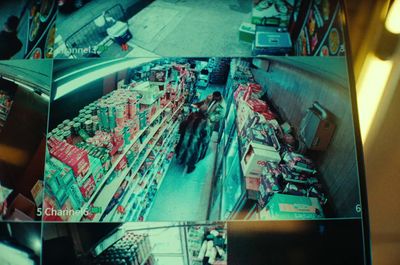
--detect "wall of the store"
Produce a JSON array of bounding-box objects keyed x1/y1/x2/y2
[
  {"x1": 252, "y1": 61, "x2": 359, "y2": 217},
  {"x1": 0, "y1": 85, "x2": 47, "y2": 197},
  {"x1": 50, "y1": 69, "x2": 131, "y2": 129},
  {"x1": 50, "y1": 79, "x2": 109, "y2": 129},
  {"x1": 44, "y1": 223, "x2": 121, "y2": 255}
]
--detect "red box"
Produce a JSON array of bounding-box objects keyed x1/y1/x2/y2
[
  {"x1": 115, "y1": 156, "x2": 128, "y2": 171},
  {"x1": 79, "y1": 176, "x2": 96, "y2": 200},
  {"x1": 49, "y1": 140, "x2": 90, "y2": 178}
]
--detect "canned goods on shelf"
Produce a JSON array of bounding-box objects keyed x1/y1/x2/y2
[
  {"x1": 62, "y1": 119, "x2": 71, "y2": 125},
  {"x1": 73, "y1": 123, "x2": 81, "y2": 134},
  {"x1": 84, "y1": 120, "x2": 93, "y2": 134}
]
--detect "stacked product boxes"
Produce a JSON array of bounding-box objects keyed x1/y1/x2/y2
[{"x1": 232, "y1": 60, "x2": 328, "y2": 220}]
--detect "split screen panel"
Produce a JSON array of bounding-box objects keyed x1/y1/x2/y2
[{"x1": 0, "y1": 1, "x2": 370, "y2": 265}]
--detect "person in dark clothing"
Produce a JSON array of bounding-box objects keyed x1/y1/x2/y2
[
  {"x1": 175, "y1": 111, "x2": 210, "y2": 173},
  {"x1": 0, "y1": 16, "x2": 23, "y2": 60}
]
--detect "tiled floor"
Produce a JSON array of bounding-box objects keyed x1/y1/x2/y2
[{"x1": 147, "y1": 140, "x2": 217, "y2": 221}]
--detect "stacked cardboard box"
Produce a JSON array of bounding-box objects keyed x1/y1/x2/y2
[{"x1": 233, "y1": 62, "x2": 327, "y2": 218}]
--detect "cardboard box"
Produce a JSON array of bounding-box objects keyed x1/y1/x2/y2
[
  {"x1": 266, "y1": 193, "x2": 324, "y2": 220},
  {"x1": 248, "y1": 127, "x2": 281, "y2": 151},
  {"x1": 245, "y1": 177, "x2": 260, "y2": 200},
  {"x1": 132, "y1": 81, "x2": 162, "y2": 105},
  {"x1": 239, "y1": 22, "x2": 256, "y2": 43},
  {"x1": 241, "y1": 142, "x2": 281, "y2": 178},
  {"x1": 6, "y1": 194, "x2": 36, "y2": 221}
]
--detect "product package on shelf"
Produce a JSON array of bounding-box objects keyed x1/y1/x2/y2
[
  {"x1": 282, "y1": 151, "x2": 318, "y2": 174},
  {"x1": 188, "y1": 225, "x2": 227, "y2": 265},
  {"x1": 44, "y1": 157, "x2": 88, "y2": 221},
  {"x1": 47, "y1": 138, "x2": 91, "y2": 179},
  {"x1": 0, "y1": 90, "x2": 13, "y2": 133},
  {"x1": 92, "y1": 231, "x2": 154, "y2": 265},
  {"x1": 258, "y1": 162, "x2": 282, "y2": 207},
  {"x1": 280, "y1": 164, "x2": 318, "y2": 185},
  {"x1": 133, "y1": 81, "x2": 163, "y2": 105}
]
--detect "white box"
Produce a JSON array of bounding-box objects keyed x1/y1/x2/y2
[{"x1": 241, "y1": 142, "x2": 281, "y2": 178}]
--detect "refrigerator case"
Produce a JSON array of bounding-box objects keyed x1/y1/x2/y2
[
  {"x1": 25, "y1": 0, "x2": 57, "y2": 59},
  {"x1": 293, "y1": 0, "x2": 345, "y2": 56}
]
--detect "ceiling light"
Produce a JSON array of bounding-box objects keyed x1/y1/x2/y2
[
  {"x1": 356, "y1": 53, "x2": 393, "y2": 142},
  {"x1": 385, "y1": 0, "x2": 400, "y2": 34},
  {"x1": 54, "y1": 58, "x2": 157, "y2": 100}
]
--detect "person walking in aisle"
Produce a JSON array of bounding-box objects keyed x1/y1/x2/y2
[
  {"x1": 0, "y1": 16, "x2": 23, "y2": 60},
  {"x1": 175, "y1": 111, "x2": 209, "y2": 173},
  {"x1": 192, "y1": 91, "x2": 226, "y2": 160}
]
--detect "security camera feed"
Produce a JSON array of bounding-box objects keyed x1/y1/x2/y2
[
  {"x1": 44, "y1": 56, "x2": 363, "y2": 222},
  {"x1": 0, "y1": 222, "x2": 42, "y2": 265},
  {"x1": 0, "y1": 0, "x2": 57, "y2": 60},
  {"x1": 43, "y1": 222, "x2": 227, "y2": 265},
  {"x1": 54, "y1": 0, "x2": 347, "y2": 58},
  {"x1": 0, "y1": 60, "x2": 51, "y2": 221},
  {"x1": 228, "y1": 219, "x2": 365, "y2": 265}
]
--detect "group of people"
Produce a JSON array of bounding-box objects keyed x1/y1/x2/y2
[{"x1": 175, "y1": 91, "x2": 226, "y2": 173}]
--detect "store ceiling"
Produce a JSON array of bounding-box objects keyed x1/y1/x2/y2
[{"x1": 0, "y1": 60, "x2": 52, "y2": 95}]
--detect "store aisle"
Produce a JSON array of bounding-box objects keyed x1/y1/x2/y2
[{"x1": 147, "y1": 137, "x2": 217, "y2": 221}]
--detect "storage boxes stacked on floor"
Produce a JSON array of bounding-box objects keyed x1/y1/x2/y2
[
  {"x1": 0, "y1": 89, "x2": 13, "y2": 133},
  {"x1": 187, "y1": 224, "x2": 227, "y2": 265},
  {"x1": 238, "y1": 0, "x2": 293, "y2": 55},
  {"x1": 91, "y1": 231, "x2": 154, "y2": 265},
  {"x1": 232, "y1": 61, "x2": 328, "y2": 220},
  {"x1": 44, "y1": 62, "x2": 196, "y2": 222}
]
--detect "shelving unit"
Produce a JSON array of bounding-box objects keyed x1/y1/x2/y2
[
  {"x1": 46, "y1": 59, "x2": 197, "y2": 222},
  {"x1": 126, "y1": 112, "x2": 182, "y2": 222},
  {"x1": 95, "y1": 101, "x2": 184, "y2": 222},
  {"x1": 69, "y1": 101, "x2": 172, "y2": 222}
]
